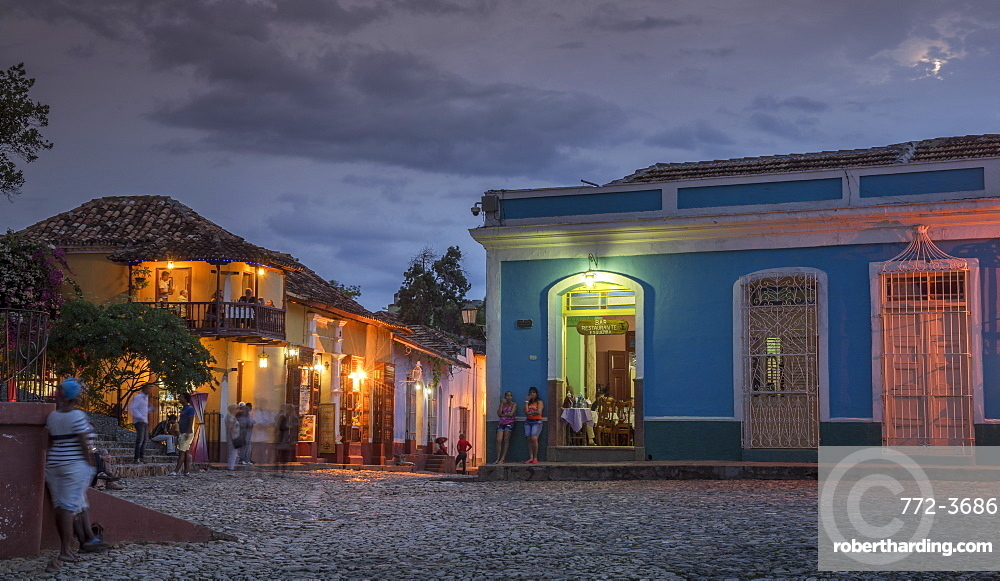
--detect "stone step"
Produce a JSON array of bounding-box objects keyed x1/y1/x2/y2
[{"x1": 112, "y1": 462, "x2": 211, "y2": 478}]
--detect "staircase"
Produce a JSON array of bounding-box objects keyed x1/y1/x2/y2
[
  {"x1": 86, "y1": 412, "x2": 180, "y2": 478},
  {"x1": 422, "y1": 454, "x2": 456, "y2": 473}
]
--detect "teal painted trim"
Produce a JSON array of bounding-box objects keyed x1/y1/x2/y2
[
  {"x1": 502, "y1": 190, "x2": 662, "y2": 219},
  {"x1": 485, "y1": 420, "x2": 545, "y2": 463},
  {"x1": 677, "y1": 178, "x2": 841, "y2": 209},
  {"x1": 742, "y1": 449, "x2": 817, "y2": 462},
  {"x1": 859, "y1": 167, "x2": 985, "y2": 198},
  {"x1": 975, "y1": 424, "x2": 1000, "y2": 446},
  {"x1": 820, "y1": 422, "x2": 881, "y2": 447},
  {"x1": 644, "y1": 421, "x2": 743, "y2": 460}
]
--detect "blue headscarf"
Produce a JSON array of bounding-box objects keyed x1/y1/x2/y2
[{"x1": 59, "y1": 378, "x2": 85, "y2": 400}]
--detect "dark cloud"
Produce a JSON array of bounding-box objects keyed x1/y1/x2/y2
[
  {"x1": 149, "y1": 45, "x2": 627, "y2": 178},
  {"x1": 645, "y1": 120, "x2": 733, "y2": 150},
  {"x1": 583, "y1": 3, "x2": 701, "y2": 32},
  {"x1": 747, "y1": 112, "x2": 819, "y2": 141},
  {"x1": 556, "y1": 41, "x2": 585, "y2": 50},
  {"x1": 748, "y1": 96, "x2": 830, "y2": 113},
  {"x1": 679, "y1": 47, "x2": 734, "y2": 58},
  {"x1": 676, "y1": 67, "x2": 710, "y2": 88},
  {"x1": 390, "y1": 0, "x2": 493, "y2": 16},
  {"x1": 5, "y1": 0, "x2": 387, "y2": 40},
  {"x1": 13, "y1": 0, "x2": 627, "y2": 179}
]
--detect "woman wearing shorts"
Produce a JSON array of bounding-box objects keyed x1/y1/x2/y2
[
  {"x1": 495, "y1": 391, "x2": 517, "y2": 463},
  {"x1": 45, "y1": 378, "x2": 109, "y2": 570},
  {"x1": 523, "y1": 386, "x2": 544, "y2": 464}
]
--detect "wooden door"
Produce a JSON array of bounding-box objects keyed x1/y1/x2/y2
[{"x1": 607, "y1": 350, "x2": 630, "y2": 400}]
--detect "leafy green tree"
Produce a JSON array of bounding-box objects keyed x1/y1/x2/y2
[
  {"x1": 396, "y1": 246, "x2": 471, "y2": 335},
  {"x1": 1, "y1": 63, "x2": 52, "y2": 199},
  {"x1": 0, "y1": 229, "x2": 76, "y2": 315},
  {"x1": 328, "y1": 279, "x2": 362, "y2": 299},
  {"x1": 47, "y1": 300, "x2": 216, "y2": 420}
]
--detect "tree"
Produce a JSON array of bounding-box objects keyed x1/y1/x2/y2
[
  {"x1": 328, "y1": 279, "x2": 362, "y2": 299},
  {"x1": 0, "y1": 229, "x2": 76, "y2": 316},
  {"x1": 47, "y1": 300, "x2": 216, "y2": 420},
  {"x1": 1, "y1": 63, "x2": 53, "y2": 199},
  {"x1": 395, "y1": 246, "x2": 471, "y2": 335}
]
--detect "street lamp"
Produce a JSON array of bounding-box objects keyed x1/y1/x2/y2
[{"x1": 461, "y1": 302, "x2": 479, "y2": 325}]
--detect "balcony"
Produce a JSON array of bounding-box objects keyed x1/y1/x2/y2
[{"x1": 139, "y1": 301, "x2": 285, "y2": 343}]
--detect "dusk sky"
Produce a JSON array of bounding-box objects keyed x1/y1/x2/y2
[{"x1": 2, "y1": 0, "x2": 998, "y2": 311}]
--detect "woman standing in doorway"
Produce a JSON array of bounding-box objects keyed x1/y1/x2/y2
[
  {"x1": 495, "y1": 391, "x2": 517, "y2": 463},
  {"x1": 524, "y1": 386, "x2": 544, "y2": 464}
]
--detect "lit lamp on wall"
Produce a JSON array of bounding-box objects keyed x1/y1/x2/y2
[
  {"x1": 167, "y1": 261, "x2": 175, "y2": 270},
  {"x1": 258, "y1": 349, "x2": 269, "y2": 368},
  {"x1": 584, "y1": 253, "x2": 599, "y2": 288},
  {"x1": 461, "y1": 303, "x2": 478, "y2": 325},
  {"x1": 348, "y1": 369, "x2": 367, "y2": 392},
  {"x1": 257, "y1": 267, "x2": 265, "y2": 276}
]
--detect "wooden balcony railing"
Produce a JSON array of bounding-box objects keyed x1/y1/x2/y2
[{"x1": 139, "y1": 301, "x2": 285, "y2": 342}]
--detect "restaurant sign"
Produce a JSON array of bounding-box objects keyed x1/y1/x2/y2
[{"x1": 576, "y1": 318, "x2": 629, "y2": 335}]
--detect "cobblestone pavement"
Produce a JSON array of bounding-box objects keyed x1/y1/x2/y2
[{"x1": 1, "y1": 469, "x2": 992, "y2": 580}]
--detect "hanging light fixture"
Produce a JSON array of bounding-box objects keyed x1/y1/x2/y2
[
  {"x1": 258, "y1": 349, "x2": 269, "y2": 368},
  {"x1": 583, "y1": 253, "x2": 599, "y2": 288}
]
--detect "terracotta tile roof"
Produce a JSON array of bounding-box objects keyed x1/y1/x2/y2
[
  {"x1": 284, "y1": 267, "x2": 387, "y2": 323},
  {"x1": 377, "y1": 312, "x2": 470, "y2": 367},
  {"x1": 17, "y1": 195, "x2": 304, "y2": 270},
  {"x1": 612, "y1": 134, "x2": 1000, "y2": 184}
]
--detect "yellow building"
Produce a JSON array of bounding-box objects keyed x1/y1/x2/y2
[{"x1": 19, "y1": 195, "x2": 410, "y2": 464}]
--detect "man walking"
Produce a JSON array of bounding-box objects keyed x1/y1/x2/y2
[
  {"x1": 238, "y1": 402, "x2": 256, "y2": 465},
  {"x1": 129, "y1": 383, "x2": 153, "y2": 463},
  {"x1": 170, "y1": 393, "x2": 195, "y2": 477}
]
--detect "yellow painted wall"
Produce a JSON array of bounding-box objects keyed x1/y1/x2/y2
[{"x1": 64, "y1": 253, "x2": 128, "y2": 304}]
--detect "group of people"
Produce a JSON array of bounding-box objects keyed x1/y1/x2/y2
[
  {"x1": 224, "y1": 401, "x2": 300, "y2": 474},
  {"x1": 238, "y1": 287, "x2": 276, "y2": 307},
  {"x1": 494, "y1": 386, "x2": 544, "y2": 464},
  {"x1": 224, "y1": 401, "x2": 257, "y2": 470},
  {"x1": 127, "y1": 382, "x2": 195, "y2": 475}
]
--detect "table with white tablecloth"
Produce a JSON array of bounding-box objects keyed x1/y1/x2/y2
[
  {"x1": 560, "y1": 408, "x2": 597, "y2": 445},
  {"x1": 560, "y1": 408, "x2": 595, "y2": 433}
]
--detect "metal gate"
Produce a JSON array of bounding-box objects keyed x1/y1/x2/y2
[
  {"x1": 879, "y1": 226, "x2": 973, "y2": 447},
  {"x1": 741, "y1": 272, "x2": 820, "y2": 449},
  {"x1": 2, "y1": 309, "x2": 49, "y2": 402}
]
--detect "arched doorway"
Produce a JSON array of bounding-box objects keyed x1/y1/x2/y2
[{"x1": 546, "y1": 272, "x2": 645, "y2": 461}]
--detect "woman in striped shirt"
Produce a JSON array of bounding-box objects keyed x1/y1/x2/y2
[{"x1": 45, "y1": 378, "x2": 109, "y2": 569}]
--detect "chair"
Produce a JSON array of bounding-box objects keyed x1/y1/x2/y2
[
  {"x1": 594, "y1": 397, "x2": 616, "y2": 446},
  {"x1": 614, "y1": 399, "x2": 634, "y2": 446},
  {"x1": 565, "y1": 424, "x2": 586, "y2": 446}
]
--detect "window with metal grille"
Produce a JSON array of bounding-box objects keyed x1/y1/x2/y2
[
  {"x1": 879, "y1": 270, "x2": 972, "y2": 447},
  {"x1": 741, "y1": 272, "x2": 820, "y2": 449},
  {"x1": 405, "y1": 374, "x2": 418, "y2": 441},
  {"x1": 427, "y1": 388, "x2": 438, "y2": 445}
]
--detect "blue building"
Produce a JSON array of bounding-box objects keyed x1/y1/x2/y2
[{"x1": 469, "y1": 134, "x2": 1000, "y2": 462}]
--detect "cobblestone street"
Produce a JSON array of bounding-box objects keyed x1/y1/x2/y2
[{"x1": 0, "y1": 469, "x2": 985, "y2": 579}]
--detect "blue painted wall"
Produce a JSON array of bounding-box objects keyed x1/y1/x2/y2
[
  {"x1": 501, "y1": 189, "x2": 662, "y2": 219},
  {"x1": 677, "y1": 178, "x2": 842, "y2": 209},
  {"x1": 859, "y1": 168, "x2": 984, "y2": 198},
  {"x1": 499, "y1": 239, "x2": 1000, "y2": 422}
]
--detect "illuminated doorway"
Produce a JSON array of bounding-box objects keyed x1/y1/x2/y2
[{"x1": 548, "y1": 273, "x2": 644, "y2": 451}]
